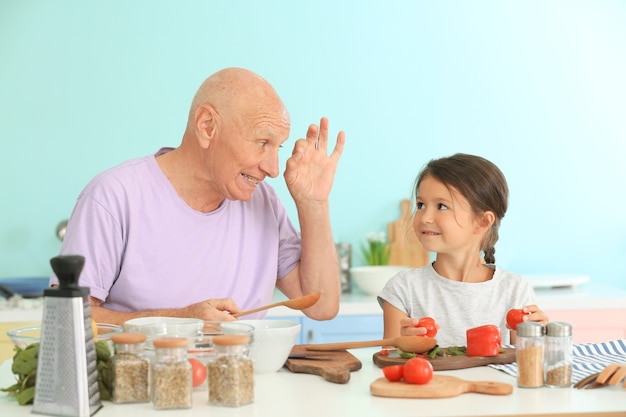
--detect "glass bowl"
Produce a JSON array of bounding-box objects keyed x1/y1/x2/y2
[
  {"x1": 190, "y1": 321, "x2": 255, "y2": 361},
  {"x1": 7, "y1": 323, "x2": 124, "y2": 350}
]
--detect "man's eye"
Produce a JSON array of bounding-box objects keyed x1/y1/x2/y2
[{"x1": 438, "y1": 203, "x2": 449, "y2": 211}]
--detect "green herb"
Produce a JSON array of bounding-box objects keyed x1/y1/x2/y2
[
  {"x1": 361, "y1": 232, "x2": 391, "y2": 265},
  {"x1": 1, "y1": 343, "x2": 39, "y2": 405},
  {"x1": 1, "y1": 341, "x2": 113, "y2": 405},
  {"x1": 95, "y1": 340, "x2": 113, "y2": 401}
]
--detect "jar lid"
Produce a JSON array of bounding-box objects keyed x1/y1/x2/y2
[
  {"x1": 153, "y1": 336, "x2": 189, "y2": 349},
  {"x1": 516, "y1": 322, "x2": 544, "y2": 337},
  {"x1": 546, "y1": 321, "x2": 572, "y2": 337},
  {"x1": 111, "y1": 332, "x2": 147, "y2": 344},
  {"x1": 212, "y1": 334, "x2": 250, "y2": 346}
]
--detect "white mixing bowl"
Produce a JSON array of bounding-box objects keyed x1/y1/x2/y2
[{"x1": 237, "y1": 319, "x2": 301, "y2": 374}]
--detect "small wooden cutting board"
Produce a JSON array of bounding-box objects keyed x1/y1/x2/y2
[
  {"x1": 370, "y1": 375, "x2": 514, "y2": 398},
  {"x1": 373, "y1": 347, "x2": 516, "y2": 371},
  {"x1": 284, "y1": 345, "x2": 362, "y2": 384},
  {"x1": 388, "y1": 199, "x2": 429, "y2": 267}
]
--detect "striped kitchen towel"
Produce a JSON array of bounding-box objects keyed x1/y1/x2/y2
[{"x1": 489, "y1": 339, "x2": 626, "y2": 384}]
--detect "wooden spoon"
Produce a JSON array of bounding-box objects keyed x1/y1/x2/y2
[
  {"x1": 306, "y1": 335, "x2": 437, "y2": 354},
  {"x1": 232, "y1": 291, "x2": 321, "y2": 318}
]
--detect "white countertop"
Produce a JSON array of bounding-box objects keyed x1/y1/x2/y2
[
  {"x1": 265, "y1": 281, "x2": 626, "y2": 317},
  {"x1": 2, "y1": 282, "x2": 625, "y2": 323},
  {"x1": 1, "y1": 347, "x2": 625, "y2": 417},
  {"x1": 533, "y1": 281, "x2": 626, "y2": 310}
]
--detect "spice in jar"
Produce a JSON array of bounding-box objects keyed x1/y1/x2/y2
[
  {"x1": 516, "y1": 322, "x2": 545, "y2": 388},
  {"x1": 111, "y1": 332, "x2": 150, "y2": 403},
  {"x1": 208, "y1": 334, "x2": 254, "y2": 407},
  {"x1": 545, "y1": 321, "x2": 573, "y2": 387},
  {"x1": 152, "y1": 337, "x2": 192, "y2": 409}
]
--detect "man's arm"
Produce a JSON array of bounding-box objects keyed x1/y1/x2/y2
[
  {"x1": 90, "y1": 296, "x2": 242, "y2": 326},
  {"x1": 280, "y1": 117, "x2": 345, "y2": 320}
]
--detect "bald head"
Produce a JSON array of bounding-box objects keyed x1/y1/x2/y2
[{"x1": 189, "y1": 67, "x2": 289, "y2": 127}]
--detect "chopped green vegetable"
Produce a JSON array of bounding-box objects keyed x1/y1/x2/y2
[
  {"x1": 426, "y1": 345, "x2": 467, "y2": 359},
  {"x1": 427, "y1": 345, "x2": 444, "y2": 359},
  {"x1": 397, "y1": 347, "x2": 417, "y2": 359},
  {"x1": 1, "y1": 341, "x2": 113, "y2": 405},
  {"x1": 447, "y1": 346, "x2": 467, "y2": 356}
]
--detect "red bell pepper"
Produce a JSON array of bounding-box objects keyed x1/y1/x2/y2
[{"x1": 466, "y1": 324, "x2": 502, "y2": 357}]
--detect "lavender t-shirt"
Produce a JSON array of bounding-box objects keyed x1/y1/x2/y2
[{"x1": 51, "y1": 149, "x2": 302, "y2": 317}]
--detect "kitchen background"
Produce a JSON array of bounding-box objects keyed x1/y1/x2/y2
[{"x1": 1, "y1": 1, "x2": 625, "y2": 290}]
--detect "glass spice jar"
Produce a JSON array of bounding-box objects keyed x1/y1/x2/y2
[
  {"x1": 111, "y1": 332, "x2": 150, "y2": 403},
  {"x1": 208, "y1": 334, "x2": 254, "y2": 407},
  {"x1": 516, "y1": 322, "x2": 545, "y2": 388},
  {"x1": 544, "y1": 321, "x2": 573, "y2": 388},
  {"x1": 152, "y1": 337, "x2": 192, "y2": 409}
]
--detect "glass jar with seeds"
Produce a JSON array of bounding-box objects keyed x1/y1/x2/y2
[
  {"x1": 516, "y1": 322, "x2": 545, "y2": 388},
  {"x1": 208, "y1": 334, "x2": 254, "y2": 407},
  {"x1": 152, "y1": 337, "x2": 192, "y2": 409},
  {"x1": 111, "y1": 332, "x2": 150, "y2": 403},
  {"x1": 544, "y1": 321, "x2": 573, "y2": 387}
]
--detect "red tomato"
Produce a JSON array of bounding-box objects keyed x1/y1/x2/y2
[
  {"x1": 379, "y1": 348, "x2": 390, "y2": 356},
  {"x1": 416, "y1": 317, "x2": 438, "y2": 338},
  {"x1": 506, "y1": 309, "x2": 526, "y2": 330},
  {"x1": 382, "y1": 365, "x2": 404, "y2": 382},
  {"x1": 189, "y1": 358, "x2": 207, "y2": 387},
  {"x1": 403, "y1": 357, "x2": 433, "y2": 384}
]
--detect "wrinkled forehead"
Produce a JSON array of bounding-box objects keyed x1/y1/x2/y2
[
  {"x1": 237, "y1": 96, "x2": 290, "y2": 138},
  {"x1": 248, "y1": 115, "x2": 291, "y2": 144}
]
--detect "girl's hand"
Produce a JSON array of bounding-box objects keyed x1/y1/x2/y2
[
  {"x1": 523, "y1": 304, "x2": 549, "y2": 325},
  {"x1": 399, "y1": 317, "x2": 428, "y2": 336}
]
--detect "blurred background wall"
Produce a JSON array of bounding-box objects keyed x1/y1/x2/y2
[{"x1": 1, "y1": 1, "x2": 625, "y2": 288}]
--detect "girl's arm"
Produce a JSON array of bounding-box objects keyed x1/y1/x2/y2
[{"x1": 382, "y1": 300, "x2": 427, "y2": 339}]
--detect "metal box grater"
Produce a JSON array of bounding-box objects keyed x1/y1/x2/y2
[{"x1": 32, "y1": 255, "x2": 102, "y2": 417}]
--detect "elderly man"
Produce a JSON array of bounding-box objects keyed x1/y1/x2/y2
[{"x1": 52, "y1": 67, "x2": 345, "y2": 325}]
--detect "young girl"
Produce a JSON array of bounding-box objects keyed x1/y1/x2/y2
[{"x1": 378, "y1": 153, "x2": 548, "y2": 346}]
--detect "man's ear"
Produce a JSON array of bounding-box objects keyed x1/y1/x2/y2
[{"x1": 195, "y1": 104, "x2": 217, "y2": 148}]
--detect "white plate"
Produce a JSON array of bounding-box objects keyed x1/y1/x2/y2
[{"x1": 523, "y1": 274, "x2": 590, "y2": 289}]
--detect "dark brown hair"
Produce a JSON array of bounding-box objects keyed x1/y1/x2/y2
[{"x1": 413, "y1": 153, "x2": 509, "y2": 264}]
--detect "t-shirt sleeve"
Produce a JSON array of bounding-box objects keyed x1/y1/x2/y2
[
  {"x1": 378, "y1": 272, "x2": 412, "y2": 313},
  {"x1": 51, "y1": 191, "x2": 125, "y2": 303}
]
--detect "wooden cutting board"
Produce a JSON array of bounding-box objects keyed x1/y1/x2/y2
[
  {"x1": 284, "y1": 345, "x2": 362, "y2": 384},
  {"x1": 388, "y1": 199, "x2": 429, "y2": 267},
  {"x1": 372, "y1": 347, "x2": 516, "y2": 371},
  {"x1": 370, "y1": 375, "x2": 514, "y2": 398}
]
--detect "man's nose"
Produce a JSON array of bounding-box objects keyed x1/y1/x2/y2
[{"x1": 260, "y1": 153, "x2": 279, "y2": 178}]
